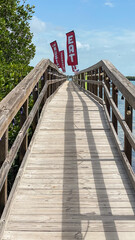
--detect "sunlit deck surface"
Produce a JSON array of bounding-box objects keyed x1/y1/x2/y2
[{"x1": 1, "y1": 81, "x2": 135, "y2": 240}]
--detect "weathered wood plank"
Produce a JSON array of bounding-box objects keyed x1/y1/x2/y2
[
  {"x1": 9, "y1": 207, "x2": 135, "y2": 216},
  {"x1": 2, "y1": 231, "x2": 135, "y2": 240},
  {"x1": 5, "y1": 220, "x2": 135, "y2": 232},
  {"x1": 10, "y1": 201, "x2": 135, "y2": 211}
]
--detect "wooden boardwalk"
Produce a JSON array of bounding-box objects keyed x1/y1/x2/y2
[{"x1": 1, "y1": 81, "x2": 135, "y2": 239}]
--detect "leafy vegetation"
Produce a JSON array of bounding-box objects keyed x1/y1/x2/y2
[
  {"x1": 126, "y1": 76, "x2": 135, "y2": 81},
  {"x1": 0, "y1": 0, "x2": 36, "y2": 99},
  {"x1": 0, "y1": 0, "x2": 36, "y2": 193}
]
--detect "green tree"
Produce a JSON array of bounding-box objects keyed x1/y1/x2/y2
[
  {"x1": 0, "y1": 0, "x2": 36, "y2": 99},
  {"x1": 0, "y1": 0, "x2": 36, "y2": 65},
  {"x1": 0, "y1": 0, "x2": 36, "y2": 193}
]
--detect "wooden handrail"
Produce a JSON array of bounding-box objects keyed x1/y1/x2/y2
[
  {"x1": 73, "y1": 60, "x2": 135, "y2": 168},
  {"x1": 0, "y1": 59, "x2": 66, "y2": 214},
  {"x1": 0, "y1": 59, "x2": 65, "y2": 139},
  {"x1": 76, "y1": 60, "x2": 135, "y2": 109}
]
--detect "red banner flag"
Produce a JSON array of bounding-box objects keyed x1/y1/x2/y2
[
  {"x1": 50, "y1": 41, "x2": 61, "y2": 68},
  {"x1": 72, "y1": 65, "x2": 77, "y2": 72},
  {"x1": 60, "y1": 50, "x2": 66, "y2": 72},
  {"x1": 66, "y1": 30, "x2": 78, "y2": 66}
]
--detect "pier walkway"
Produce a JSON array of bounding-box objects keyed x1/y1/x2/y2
[{"x1": 1, "y1": 81, "x2": 135, "y2": 239}]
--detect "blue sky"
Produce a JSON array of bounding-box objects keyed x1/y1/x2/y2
[{"x1": 28, "y1": 0, "x2": 135, "y2": 76}]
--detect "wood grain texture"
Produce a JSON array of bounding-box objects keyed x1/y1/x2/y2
[{"x1": 1, "y1": 81, "x2": 135, "y2": 240}]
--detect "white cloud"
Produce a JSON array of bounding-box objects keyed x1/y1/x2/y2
[
  {"x1": 30, "y1": 16, "x2": 46, "y2": 33},
  {"x1": 77, "y1": 41, "x2": 90, "y2": 50},
  {"x1": 105, "y1": 1, "x2": 114, "y2": 7},
  {"x1": 30, "y1": 23, "x2": 135, "y2": 76},
  {"x1": 74, "y1": 28, "x2": 135, "y2": 76}
]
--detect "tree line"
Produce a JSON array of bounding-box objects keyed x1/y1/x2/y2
[
  {"x1": 0, "y1": 0, "x2": 36, "y2": 100},
  {"x1": 126, "y1": 76, "x2": 135, "y2": 81},
  {"x1": 0, "y1": 0, "x2": 36, "y2": 193}
]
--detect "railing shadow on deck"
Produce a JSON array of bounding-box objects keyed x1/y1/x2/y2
[
  {"x1": 62, "y1": 82, "x2": 82, "y2": 239},
  {"x1": 62, "y1": 81, "x2": 135, "y2": 239},
  {"x1": 73, "y1": 82, "x2": 119, "y2": 239},
  {"x1": 73, "y1": 60, "x2": 135, "y2": 171}
]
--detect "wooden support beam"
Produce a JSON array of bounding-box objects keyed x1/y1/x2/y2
[
  {"x1": 52, "y1": 72, "x2": 54, "y2": 94},
  {"x1": 50, "y1": 69, "x2": 53, "y2": 95},
  {"x1": 81, "y1": 73, "x2": 85, "y2": 89},
  {"x1": 99, "y1": 67, "x2": 103, "y2": 98},
  {"x1": 90, "y1": 71, "x2": 92, "y2": 92},
  {"x1": 41, "y1": 73, "x2": 45, "y2": 90},
  {"x1": 0, "y1": 130, "x2": 8, "y2": 215},
  {"x1": 104, "y1": 82, "x2": 135, "y2": 152},
  {"x1": 112, "y1": 83, "x2": 118, "y2": 133},
  {"x1": 104, "y1": 72, "x2": 110, "y2": 115},
  {"x1": 92, "y1": 70, "x2": 95, "y2": 93},
  {"x1": 19, "y1": 100, "x2": 28, "y2": 163},
  {"x1": 106, "y1": 76, "x2": 110, "y2": 115},
  {"x1": 32, "y1": 83, "x2": 39, "y2": 131},
  {"x1": 78, "y1": 74, "x2": 80, "y2": 86},
  {"x1": 47, "y1": 70, "x2": 50, "y2": 98},
  {"x1": 54, "y1": 73, "x2": 56, "y2": 92},
  {"x1": 124, "y1": 100, "x2": 133, "y2": 165},
  {"x1": 42, "y1": 71, "x2": 47, "y2": 105},
  {"x1": 94, "y1": 69, "x2": 98, "y2": 96},
  {"x1": 55, "y1": 72, "x2": 58, "y2": 91},
  {"x1": 87, "y1": 71, "x2": 90, "y2": 92}
]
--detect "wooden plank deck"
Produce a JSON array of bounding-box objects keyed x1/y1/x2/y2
[{"x1": 1, "y1": 81, "x2": 135, "y2": 239}]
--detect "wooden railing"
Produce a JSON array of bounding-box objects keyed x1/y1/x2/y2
[
  {"x1": 73, "y1": 60, "x2": 135, "y2": 183},
  {"x1": 0, "y1": 59, "x2": 66, "y2": 214}
]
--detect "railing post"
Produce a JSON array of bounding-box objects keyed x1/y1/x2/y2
[
  {"x1": 76, "y1": 75, "x2": 78, "y2": 85},
  {"x1": 81, "y1": 73, "x2": 85, "y2": 89},
  {"x1": 90, "y1": 71, "x2": 92, "y2": 92},
  {"x1": 47, "y1": 70, "x2": 49, "y2": 98},
  {"x1": 80, "y1": 73, "x2": 82, "y2": 88},
  {"x1": 0, "y1": 130, "x2": 8, "y2": 215},
  {"x1": 105, "y1": 74, "x2": 110, "y2": 115},
  {"x1": 78, "y1": 74, "x2": 80, "y2": 86},
  {"x1": 52, "y1": 72, "x2": 54, "y2": 94},
  {"x1": 84, "y1": 72, "x2": 87, "y2": 90},
  {"x1": 94, "y1": 69, "x2": 98, "y2": 96},
  {"x1": 47, "y1": 70, "x2": 51, "y2": 98},
  {"x1": 99, "y1": 67, "x2": 103, "y2": 99},
  {"x1": 32, "y1": 82, "x2": 39, "y2": 130},
  {"x1": 58, "y1": 75, "x2": 61, "y2": 87},
  {"x1": 112, "y1": 83, "x2": 118, "y2": 133},
  {"x1": 79, "y1": 74, "x2": 81, "y2": 88},
  {"x1": 54, "y1": 72, "x2": 57, "y2": 92},
  {"x1": 19, "y1": 99, "x2": 28, "y2": 163},
  {"x1": 124, "y1": 100, "x2": 133, "y2": 164},
  {"x1": 58, "y1": 74, "x2": 60, "y2": 88},
  {"x1": 55, "y1": 72, "x2": 58, "y2": 91},
  {"x1": 58, "y1": 75, "x2": 60, "y2": 88},
  {"x1": 41, "y1": 73, "x2": 45, "y2": 91},
  {"x1": 92, "y1": 70, "x2": 95, "y2": 93},
  {"x1": 50, "y1": 72, "x2": 53, "y2": 95},
  {"x1": 43, "y1": 71, "x2": 48, "y2": 103},
  {"x1": 104, "y1": 71, "x2": 107, "y2": 102},
  {"x1": 104, "y1": 72, "x2": 110, "y2": 115},
  {"x1": 87, "y1": 71, "x2": 90, "y2": 92}
]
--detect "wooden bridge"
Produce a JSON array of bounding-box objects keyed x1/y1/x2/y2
[{"x1": 0, "y1": 59, "x2": 135, "y2": 239}]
